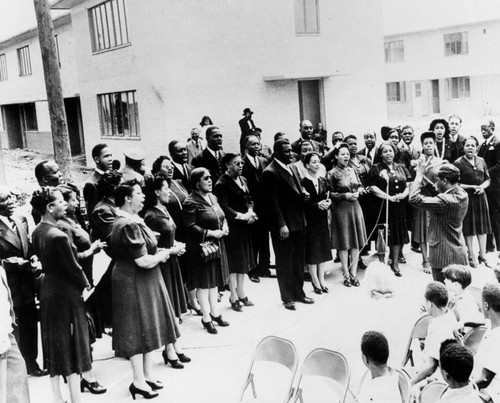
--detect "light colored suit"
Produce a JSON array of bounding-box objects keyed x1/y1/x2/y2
[{"x1": 410, "y1": 185, "x2": 468, "y2": 270}]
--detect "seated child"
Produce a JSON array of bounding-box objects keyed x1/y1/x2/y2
[
  {"x1": 474, "y1": 283, "x2": 500, "y2": 403},
  {"x1": 443, "y1": 265, "x2": 484, "y2": 330},
  {"x1": 357, "y1": 331, "x2": 405, "y2": 403},
  {"x1": 411, "y1": 282, "x2": 459, "y2": 386},
  {"x1": 438, "y1": 339, "x2": 482, "y2": 402}
]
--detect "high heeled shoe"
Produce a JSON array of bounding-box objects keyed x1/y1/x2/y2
[
  {"x1": 129, "y1": 383, "x2": 158, "y2": 400},
  {"x1": 81, "y1": 378, "x2": 107, "y2": 394},
  {"x1": 478, "y1": 256, "x2": 491, "y2": 268},
  {"x1": 201, "y1": 319, "x2": 217, "y2": 334},
  {"x1": 187, "y1": 302, "x2": 203, "y2": 316},
  {"x1": 350, "y1": 275, "x2": 360, "y2": 287},
  {"x1": 146, "y1": 380, "x2": 164, "y2": 391},
  {"x1": 239, "y1": 296, "x2": 254, "y2": 307},
  {"x1": 312, "y1": 284, "x2": 323, "y2": 294},
  {"x1": 210, "y1": 314, "x2": 229, "y2": 327},
  {"x1": 177, "y1": 353, "x2": 191, "y2": 363},
  {"x1": 162, "y1": 350, "x2": 184, "y2": 368},
  {"x1": 321, "y1": 286, "x2": 329, "y2": 293}
]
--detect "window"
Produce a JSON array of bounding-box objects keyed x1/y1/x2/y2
[
  {"x1": 446, "y1": 76, "x2": 470, "y2": 99},
  {"x1": 0, "y1": 54, "x2": 7, "y2": 81},
  {"x1": 54, "y1": 34, "x2": 61, "y2": 67},
  {"x1": 384, "y1": 40, "x2": 404, "y2": 63},
  {"x1": 89, "y1": 0, "x2": 130, "y2": 53},
  {"x1": 294, "y1": 0, "x2": 319, "y2": 34},
  {"x1": 414, "y1": 83, "x2": 422, "y2": 98},
  {"x1": 444, "y1": 32, "x2": 468, "y2": 56},
  {"x1": 21, "y1": 103, "x2": 38, "y2": 131},
  {"x1": 97, "y1": 90, "x2": 140, "y2": 137},
  {"x1": 386, "y1": 82, "x2": 406, "y2": 102},
  {"x1": 17, "y1": 46, "x2": 32, "y2": 76}
]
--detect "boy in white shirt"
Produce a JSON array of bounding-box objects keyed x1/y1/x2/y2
[
  {"x1": 474, "y1": 283, "x2": 500, "y2": 403},
  {"x1": 438, "y1": 339, "x2": 482, "y2": 402},
  {"x1": 411, "y1": 282, "x2": 458, "y2": 386},
  {"x1": 357, "y1": 331, "x2": 404, "y2": 403}
]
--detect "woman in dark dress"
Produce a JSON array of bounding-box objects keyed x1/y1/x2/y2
[
  {"x1": 327, "y1": 143, "x2": 367, "y2": 287},
  {"x1": 150, "y1": 155, "x2": 201, "y2": 315},
  {"x1": 143, "y1": 176, "x2": 191, "y2": 369},
  {"x1": 411, "y1": 132, "x2": 443, "y2": 273},
  {"x1": 31, "y1": 187, "x2": 92, "y2": 403},
  {"x1": 454, "y1": 136, "x2": 492, "y2": 267},
  {"x1": 183, "y1": 168, "x2": 230, "y2": 334},
  {"x1": 301, "y1": 152, "x2": 332, "y2": 293},
  {"x1": 214, "y1": 153, "x2": 257, "y2": 312},
  {"x1": 89, "y1": 170, "x2": 122, "y2": 333},
  {"x1": 109, "y1": 181, "x2": 174, "y2": 399},
  {"x1": 56, "y1": 185, "x2": 107, "y2": 395},
  {"x1": 370, "y1": 142, "x2": 411, "y2": 277}
]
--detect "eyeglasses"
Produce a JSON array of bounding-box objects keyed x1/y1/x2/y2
[
  {"x1": 303, "y1": 126, "x2": 313, "y2": 129},
  {"x1": 231, "y1": 161, "x2": 244, "y2": 166},
  {"x1": 202, "y1": 176, "x2": 212, "y2": 180}
]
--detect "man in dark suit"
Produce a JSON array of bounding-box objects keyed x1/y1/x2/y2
[
  {"x1": 291, "y1": 120, "x2": 323, "y2": 156},
  {"x1": 261, "y1": 139, "x2": 314, "y2": 310},
  {"x1": 357, "y1": 130, "x2": 380, "y2": 165},
  {"x1": 448, "y1": 114, "x2": 466, "y2": 156},
  {"x1": 410, "y1": 164, "x2": 469, "y2": 282},
  {"x1": 322, "y1": 130, "x2": 345, "y2": 171},
  {"x1": 478, "y1": 119, "x2": 500, "y2": 254},
  {"x1": 239, "y1": 108, "x2": 256, "y2": 154},
  {"x1": 83, "y1": 143, "x2": 113, "y2": 225},
  {"x1": 192, "y1": 126, "x2": 225, "y2": 183},
  {"x1": 0, "y1": 187, "x2": 46, "y2": 376},
  {"x1": 169, "y1": 140, "x2": 193, "y2": 191},
  {"x1": 242, "y1": 135, "x2": 272, "y2": 283}
]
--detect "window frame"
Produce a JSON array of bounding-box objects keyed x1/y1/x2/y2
[
  {"x1": 294, "y1": 0, "x2": 320, "y2": 35},
  {"x1": 446, "y1": 76, "x2": 470, "y2": 99},
  {"x1": 88, "y1": 0, "x2": 130, "y2": 54},
  {"x1": 444, "y1": 32, "x2": 469, "y2": 56},
  {"x1": 17, "y1": 46, "x2": 32, "y2": 77},
  {"x1": 384, "y1": 40, "x2": 404, "y2": 63},
  {"x1": 97, "y1": 90, "x2": 140, "y2": 139},
  {"x1": 0, "y1": 54, "x2": 7, "y2": 81},
  {"x1": 386, "y1": 81, "x2": 406, "y2": 103}
]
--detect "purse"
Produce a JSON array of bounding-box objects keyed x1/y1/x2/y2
[{"x1": 199, "y1": 196, "x2": 223, "y2": 263}]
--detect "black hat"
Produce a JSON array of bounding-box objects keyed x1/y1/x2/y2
[
  {"x1": 242, "y1": 108, "x2": 253, "y2": 115},
  {"x1": 380, "y1": 126, "x2": 401, "y2": 141}
]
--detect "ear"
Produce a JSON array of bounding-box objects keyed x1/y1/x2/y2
[
  {"x1": 361, "y1": 354, "x2": 369, "y2": 367},
  {"x1": 440, "y1": 367, "x2": 450, "y2": 383}
]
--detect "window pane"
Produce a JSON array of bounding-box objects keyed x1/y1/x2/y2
[
  {"x1": 89, "y1": 0, "x2": 130, "y2": 52},
  {"x1": 98, "y1": 90, "x2": 139, "y2": 138},
  {"x1": 294, "y1": 0, "x2": 306, "y2": 34},
  {"x1": 0, "y1": 54, "x2": 7, "y2": 81},
  {"x1": 304, "y1": 0, "x2": 318, "y2": 33}
]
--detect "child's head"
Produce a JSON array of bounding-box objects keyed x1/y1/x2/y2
[
  {"x1": 482, "y1": 283, "x2": 500, "y2": 319},
  {"x1": 424, "y1": 281, "x2": 449, "y2": 316},
  {"x1": 361, "y1": 331, "x2": 389, "y2": 368},
  {"x1": 439, "y1": 339, "x2": 474, "y2": 386},
  {"x1": 442, "y1": 265, "x2": 472, "y2": 296}
]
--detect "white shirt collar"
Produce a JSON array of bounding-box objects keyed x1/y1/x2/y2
[
  {"x1": 95, "y1": 168, "x2": 105, "y2": 175},
  {"x1": 0, "y1": 215, "x2": 12, "y2": 230},
  {"x1": 172, "y1": 161, "x2": 184, "y2": 172},
  {"x1": 275, "y1": 158, "x2": 292, "y2": 173},
  {"x1": 207, "y1": 147, "x2": 218, "y2": 158}
]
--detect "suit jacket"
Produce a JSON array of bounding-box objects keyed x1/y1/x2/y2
[
  {"x1": 261, "y1": 160, "x2": 306, "y2": 232},
  {"x1": 241, "y1": 155, "x2": 268, "y2": 206},
  {"x1": 478, "y1": 135, "x2": 500, "y2": 191},
  {"x1": 239, "y1": 117, "x2": 256, "y2": 138},
  {"x1": 191, "y1": 148, "x2": 225, "y2": 183},
  {"x1": 186, "y1": 139, "x2": 206, "y2": 164},
  {"x1": 0, "y1": 216, "x2": 35, "y2": 307},
  {"x1": 172, "y1": 163, "x2": 193, "y2": 191},
  {"x1": 83, "y1": 170, "x2": 102, "y2": 227},
  {"x1": 358, "y1": 146, "x2": 381, "y2": 165},
  {"x1": 410, "y1": 185, "x2": 468, "y2": 269}
]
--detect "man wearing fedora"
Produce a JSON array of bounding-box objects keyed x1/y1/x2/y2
[
  {"x1": 239, "y1": 108, "x2": 256, "y2": 154},
  {"x1": 120, "y1": 149, "x2": 146, "y2": 186}
]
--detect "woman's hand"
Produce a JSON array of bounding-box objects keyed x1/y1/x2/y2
[
  {"x1": 157, "y1": 249, "x2": 170, "y2": 263},
  {"x1": 345, "y1": 192, "x2": 358, "y2": 202},
  {"x1": 474, "y1": 185, "x2": 485, "y2": 195},
  {"x1": 379, "y1": 169, "x2": 389, "y2": 181},
  {"x1": 89, "y1": 240, "x2": 107, "y2": 255},
  {"x1": 317, "y1": 200, "x2": 330, "y2": 210},
  {"x1": 173, "y1": 241, "x2": 186, "y2": 256}
]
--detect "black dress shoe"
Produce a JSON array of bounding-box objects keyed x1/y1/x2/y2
[
  {"x1": 284, "y1": 302, "x2": 296, "y2": 310},
  {"x1": 29, "y1": 369, "x2": 49, "y2": 377},
  {"x1": 201, "y1": 319, "x2": 217, "y2": 334},
  {"x1": 210, "y1": 314, "x2": 229, "y2": 326},
  {"x1": 297, "y1": 296, "x2": 315, "y2": 304},
  {"x1": 177, "y1": 353, "x2": 191, "y2": 363},
  {"x1": 146, "y1": 380, "x2": 164, "y2": 390},
  {"x1": 249, "y1": 275, "x2": 260, "y2": 283},
  {"x1": 312, "y1": 284, "x2": 322, "y2": 294},
  {"x1": 358, "y1": 260, "x2": 367, "y2": 270},
  {"x1": 129, "y1": 383, "x2": 158, "y2": 400},
  {"x1": 81, "y1": 378, "x2": 107, "y2": 394},
  {"x1": 230, "y1": 299, "x2": 243, "y2": 312},
  {"x1": 239, "y1": 297, "x2": 254, "y2": 306},
  {"x1": 260, "y1": 272, "x2": 277, "y2": 278}
]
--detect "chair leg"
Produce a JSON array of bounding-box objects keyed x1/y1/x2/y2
[{"x1": 250, "y1": 374, "x2": 256, "y2": 399}]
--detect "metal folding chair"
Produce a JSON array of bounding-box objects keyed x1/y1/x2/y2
[
  {"x1": 290, "y1": 348, "x2": 350, "y2": 403},
  {"x1": 463, "y1": 325, "x2": 487, "y2": 355},
  {"x1": 401, "y1": 314, "x2": 432, "y2": 367},
  {"x1": 419, "y1": 380, "x2": 447, "y2": 403},
  {"x1": 239, "y1": 336, "x2": 298, "y2": 402}
]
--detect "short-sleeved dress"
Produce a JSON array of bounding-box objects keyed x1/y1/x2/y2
[
  {"x1": 454, "y1": 156, "x2": 492, "y2": 236},
  {"x1": 327, "y1": 166, "x2": 367, "y2": 250},
  {"x1": 302, "y1": 176, "x2": 332, "y2": 264},
  {"x1": 110, "y1": 214, "x2": 179, "y2": 358},
  {"x1": 182, "y1": 191, "x2": 229, "y2": 289},
  {"x1": 213, "y1": 174, "x2": 256, "y2": 274},
  {"x1": 370, "y1": 162, "x2": 411, "y2": 246},
  {"x1": 144, "y1": 206, "x2": 188, "y2": 319},
  {"x1": 32, "y1": 222, "x2": 91, "y2": 377}
]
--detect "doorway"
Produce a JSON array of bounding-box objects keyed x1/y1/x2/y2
[
  {"x1": 298, "y1": 79, "x2": 324, "y2": 126},
  {"x1": 64, "y1": 97, "x2": 85, "y2": 156},
  {"x1": 431, "y1": 80, "x2": 440, "y2": 114},
  {"x1": 3, "y1": 105, "x2": 24, "y2": 148}
]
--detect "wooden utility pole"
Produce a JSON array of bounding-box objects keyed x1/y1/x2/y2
[
  {"x1": 0, "y1": 136, "x2": 6, "y2": 185},
  {"x1": 33, "y1": 0, "x2": 73, "y2": 182}
]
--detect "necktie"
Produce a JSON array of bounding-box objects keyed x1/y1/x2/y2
[
  {"x1": 367, "y1": 150, "x2": 371, "y2": 160},
  {"x1": 183, "y1": 164, "x2": 189, "y2": 180},
  {"x1": 8, "y1": 217, "x2": 16, "y2": 232}
]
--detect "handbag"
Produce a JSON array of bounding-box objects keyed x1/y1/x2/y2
[{"x1": 199, "y1": 196, "x2": 223, "y2": 263}]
